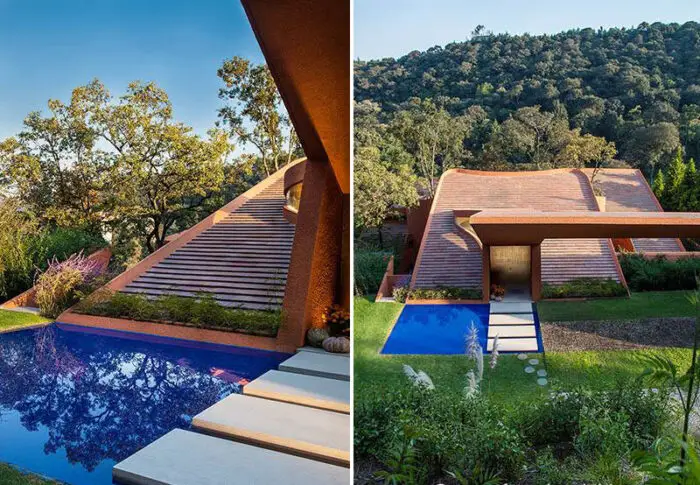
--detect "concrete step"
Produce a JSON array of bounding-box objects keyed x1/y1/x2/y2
[
  {"x1": 279, "y1": 350, "x2": 350, "y2": 381},
  {"x1": 297, "y1": 346, "x2": 349, "y2": 357},
  {"x1": 244, "y1": 370, "x2": 350, "y2": 413},
  {"x1": 487, "y1": 337, "x2": 538, "y2": 352},
  {"x1": 489, "y1": 313, "x2": 534, "y2": 326},
  {"x1": 487, "y1": 325, "x2": 537, "y2": 338},
  {"x1": 490, "y1": 302, "x2": 532, "y2": 314},
  {"x1": 193, "y1": 393, "x2": 349, "y2": 466},
  {"x1": 113, "y1": 429, "x2": 348, "y2": 485}
]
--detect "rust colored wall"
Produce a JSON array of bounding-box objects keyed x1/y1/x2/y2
[
  {"x1": 375, "y1": 256, "x2": 395, "y2": 301},
  {"x1": 481, "y1": 245, "x2": 491, "y2": 303},
  {"x1": 531, "y1": 244, "x2": 542, "y2": 301},
  {"x1": 407, "y1": 199, "x2": 432, "y2": 250},
  {"x1": 279, "y1": 159, "x2": 344, "y2": 351}
]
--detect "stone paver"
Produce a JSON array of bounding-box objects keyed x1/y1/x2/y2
[
  {"x1": 489, "y1": 313, "x2": 534, "y2": 326},
  {"x1": 488, "y1": 325, "x2": 536, "y2": 338},
  {"x1": 487, "y1": 337, "x2": 538, "y2": 352},
  {"x1": 192, "y1": 393, "x2": 350, "y2": 466},
  {"x1": 113, "y1": 429, "x2": 348, "y2": 485},
  {"x1": 279, "y1": 351, "x2": 350, "y2": 381},
  {"x1": 244, "y1": 370, "x2": 349, "y2": 413},
  {"x1": 490, "y1": 302, "x2": 532, "y2": 314}
]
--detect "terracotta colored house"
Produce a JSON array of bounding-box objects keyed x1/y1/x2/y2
[
  {"x1": 58, "y1": 0, "x2": 350, "y2": 353},
  {"x1": 409, "y1": 168, "x2": 700, "y2": 301}
]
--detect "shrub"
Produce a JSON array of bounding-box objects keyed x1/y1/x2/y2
[
  {"x1": 392, "y1": 285, "x2": 409, "y2": 303},
  {"x1": 31, "y1": 228, "x2": 106, "y2": 267},
  {"x1": 520, "y1": 383, "x2": 671, "y2": 457},
  {"x1": 34, "y1": 252, "x2": 103, "y2": 318},
  {"x1": 354, "y1": 250, "x2": 392, "y2": 295},
  {"x1": 355, "y1": 385, "x2": 526, "y2": 481},
  {"x1": 0, "y1": 198, "x2": 38, "y2": 299},
  {"x1": 541, "y1": 278, "x2": 627, "y2": 298},
  {"x1": 75, "y1": 291, "x2": 282, "y2": 336},
  {"x1": 408, "y1": 286, "x2": 482, "y2": 301},
  {"x1": 619, "y1": 253, "x2": 700, "y2": 291}
]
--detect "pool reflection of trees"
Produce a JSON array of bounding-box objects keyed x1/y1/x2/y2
[{"x1": 0, "y1": 327, "x2": 240, "y2": 471}]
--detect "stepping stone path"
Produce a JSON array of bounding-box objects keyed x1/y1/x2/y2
[
  {"x1": 488, "y1": 301, "x2": 538, "y2": 352},
  {"x1": 113, "y1": 348, "x2": 350, "y2": 484},
  {"x1": 517, "y1": 351, "x2": 549, "y2": 388}
]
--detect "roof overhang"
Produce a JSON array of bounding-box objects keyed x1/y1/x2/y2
[
  {"x1": 464, "y1": 210, "x2": 700, "y2": 245},
  {"x1": 240, "y1": 0, "x2": 349, "y2": 193}
]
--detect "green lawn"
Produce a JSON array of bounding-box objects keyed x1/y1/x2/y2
[
  {"x1": 0, "y1": 464, "x2": 56, "y2": 485},
  {"x1": 537, "y1": 290, "x2": 695, "y2": 321},
  {"x1": 0, "y1": 309, "x2": 51, "y2": 331},
  {"x1": 354, "y1": 296, "x2": 693, "y2": 402}
]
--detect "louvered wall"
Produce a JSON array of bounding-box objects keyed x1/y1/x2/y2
[{"x1": 121, "y1": 179, "x2": 294, "y2": 311}]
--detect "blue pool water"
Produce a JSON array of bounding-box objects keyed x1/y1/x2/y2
[
  {"x1": 382, "y1": 304, "x2": 490, "y2": 355},
  {"x1": 0, "y1": 324, "x2": 289, "y2": 484}
]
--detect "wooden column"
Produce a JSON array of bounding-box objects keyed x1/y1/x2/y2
[
  {"x1": 530, "y1": 244, "x2": 542, "y2": 301},
  {"x1": 278, "y1": 159, "x2": 344, "y2": 352}
]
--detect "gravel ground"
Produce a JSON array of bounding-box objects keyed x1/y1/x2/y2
[{"x1": 541, "y1": 317, "x2": 695, "y2": 351}]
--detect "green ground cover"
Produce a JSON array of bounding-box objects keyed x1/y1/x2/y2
[
  {"x1": 355, "y1": 296, "x2": 692, "y2": 400},
  {"x1": 0, "y1": 464, "x2": 56, "y2": 485},
  {"x1": 0, "y1": 309, "x2": 51, "y2": 331},
  {"x1": 537, "y1": 290, "x2": 696, "y2": 322}
]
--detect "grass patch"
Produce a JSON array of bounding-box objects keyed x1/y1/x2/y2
[
  {"x1": 537, "y1": 290, "x2": 695, "y2": 321},
  {"x1": 75, "y1": 291, "x2": 282, "y2": 337},
  {"x1": 0, "y1": 464, "x2": 56, "y2": 484},
  {"x1": 355, "y1": 295, "x2": 694, "y2": 400},
  {"x1": 0, "y1": 309, "x2": 51, "y2": 331}
]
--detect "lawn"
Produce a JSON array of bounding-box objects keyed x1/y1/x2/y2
[
  {"x1": 537, "y1": 290, "x2": 696, "y2": 321},
  {"x1": 0, "y1": 309, "x2": 51, "y2": 331},
  {"x1": 354, "y1": 295, "x2": 693, "y2": 401},
  {"x1": 0, "y1": 464, "x2": 56, "y2": 485}
]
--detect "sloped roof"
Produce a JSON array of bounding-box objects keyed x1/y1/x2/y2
[
  {"x1": 411, "y1": 169, "x2": 621, "y2": 289},
  {"x1": 583, "y1": 168, "x2": 684, "y2": 252},
  {"x1": 105, "y1": 162, "x2": 301, "y2": 311}
]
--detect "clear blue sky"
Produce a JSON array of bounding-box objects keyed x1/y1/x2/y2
[
  {"x1": 354, "y1": 0, "x2": 700, "y2": 60},
  {"x1": 0, "y1": 0, "x2": 265, "y2": 140}
]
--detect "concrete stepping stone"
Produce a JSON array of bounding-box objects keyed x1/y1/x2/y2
[
  {"x1": 297, "y1": 346, "x2": 349, "y2": 357},
  {"x1": 490, "y1": 302, "x2": 532, "y2": 314},
  {"x1": 113, "y1": 429, "x2": 348, "y2": 485},
  {"x1": 192, "y1": 393, "x2": 350, "y2": 466},
  {"x1": 517, "y1": 353, "x2": 528, "y2": 360},
  {"x1": 537, "y1": 378, "x2": 548, "y2": 386},
  {"x1": 489, "y1": 314, "x2": 534, "y2": 326},
  {"x1": 528, "y1": 358, "x2": 540, "y2": 365},
  {"x1": 487, "y1": 337, "x2": 538, "y2": 352},
  {"x1": 488, "y1": 325, "x2": 536, "y2": 338},
  {"x1": 279, "y1": 351, "x2": 350, "y2": 381},
  {"x1": 525, "y1": 366, "x2": 535, "y2": 374},
  {"x1": 245, "y1": 370, "x2": 350, "y2": 413},
  {"x1": 537, "y1": 370, "x2": 547, "y2": 377}
]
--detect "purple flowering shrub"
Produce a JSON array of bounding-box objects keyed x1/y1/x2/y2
[{"x1": 34, "y1": 252, "x2": 104, "y2": 318}]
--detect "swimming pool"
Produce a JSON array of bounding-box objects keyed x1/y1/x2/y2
[
  {"x1": 381, "y1": 304, "x2": 490, "y2": 355},
  {"x1": 0, "y1": 324, "x2": 289, "y2": 484}
]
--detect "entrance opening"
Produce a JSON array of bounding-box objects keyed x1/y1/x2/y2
[{"x1": 490, "y1": 246, "x2": 531, "y2": 301}]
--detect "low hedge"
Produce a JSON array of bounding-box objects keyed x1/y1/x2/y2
[
  {"x1": 75, "y1": 291, "x2": 282, "y2": 337},
  {"x1": 619, "y1": 253, "x2": 700, "y2": 291},
  {"x1": 542, "y1": 278, "x2": 628, "y2": 299},
  {"x1": 393, "y1": 285, "x2": 482, "y2": 303}
]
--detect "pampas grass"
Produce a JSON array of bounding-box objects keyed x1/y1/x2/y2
[
  {"x1": 464, "y1": 370, "x2": 479, "y2": 398},
  {"x1": 403, "y1": 364, "x2": 434, "y2": 390},
  {"x1": 490, "y1": 335, "x2": 500, "y2": 369}
]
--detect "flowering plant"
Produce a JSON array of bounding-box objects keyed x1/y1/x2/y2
[{"x1": 321, "y1": 304, "x2": 350, "y2": 337}]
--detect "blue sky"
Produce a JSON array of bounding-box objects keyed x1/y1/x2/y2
[
  {"x1": 0, "y1": 0, "x2": 265, "y2": 140},
  {"x1": 354, "y1": 0, "x2": 700, "y2": 60}
]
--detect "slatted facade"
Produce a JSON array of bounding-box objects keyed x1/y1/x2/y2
[
  {"x1": 412, "y1": 169, "x2": 621, "y2": 290},
  {"x1": 122, "y1": 179, "x2": 294, "y2": 311},
  {"x1": 582, "y1": 169, "x2": 684, "y2": 252}
]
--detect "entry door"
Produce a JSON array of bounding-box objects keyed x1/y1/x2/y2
[{"x1": 489, "y1": 246, "x2": 531, "y2": 285}]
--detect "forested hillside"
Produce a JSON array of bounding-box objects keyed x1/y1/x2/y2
[{"x1": 354, "y1": 22, "x2": 700, "y2": 231}]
